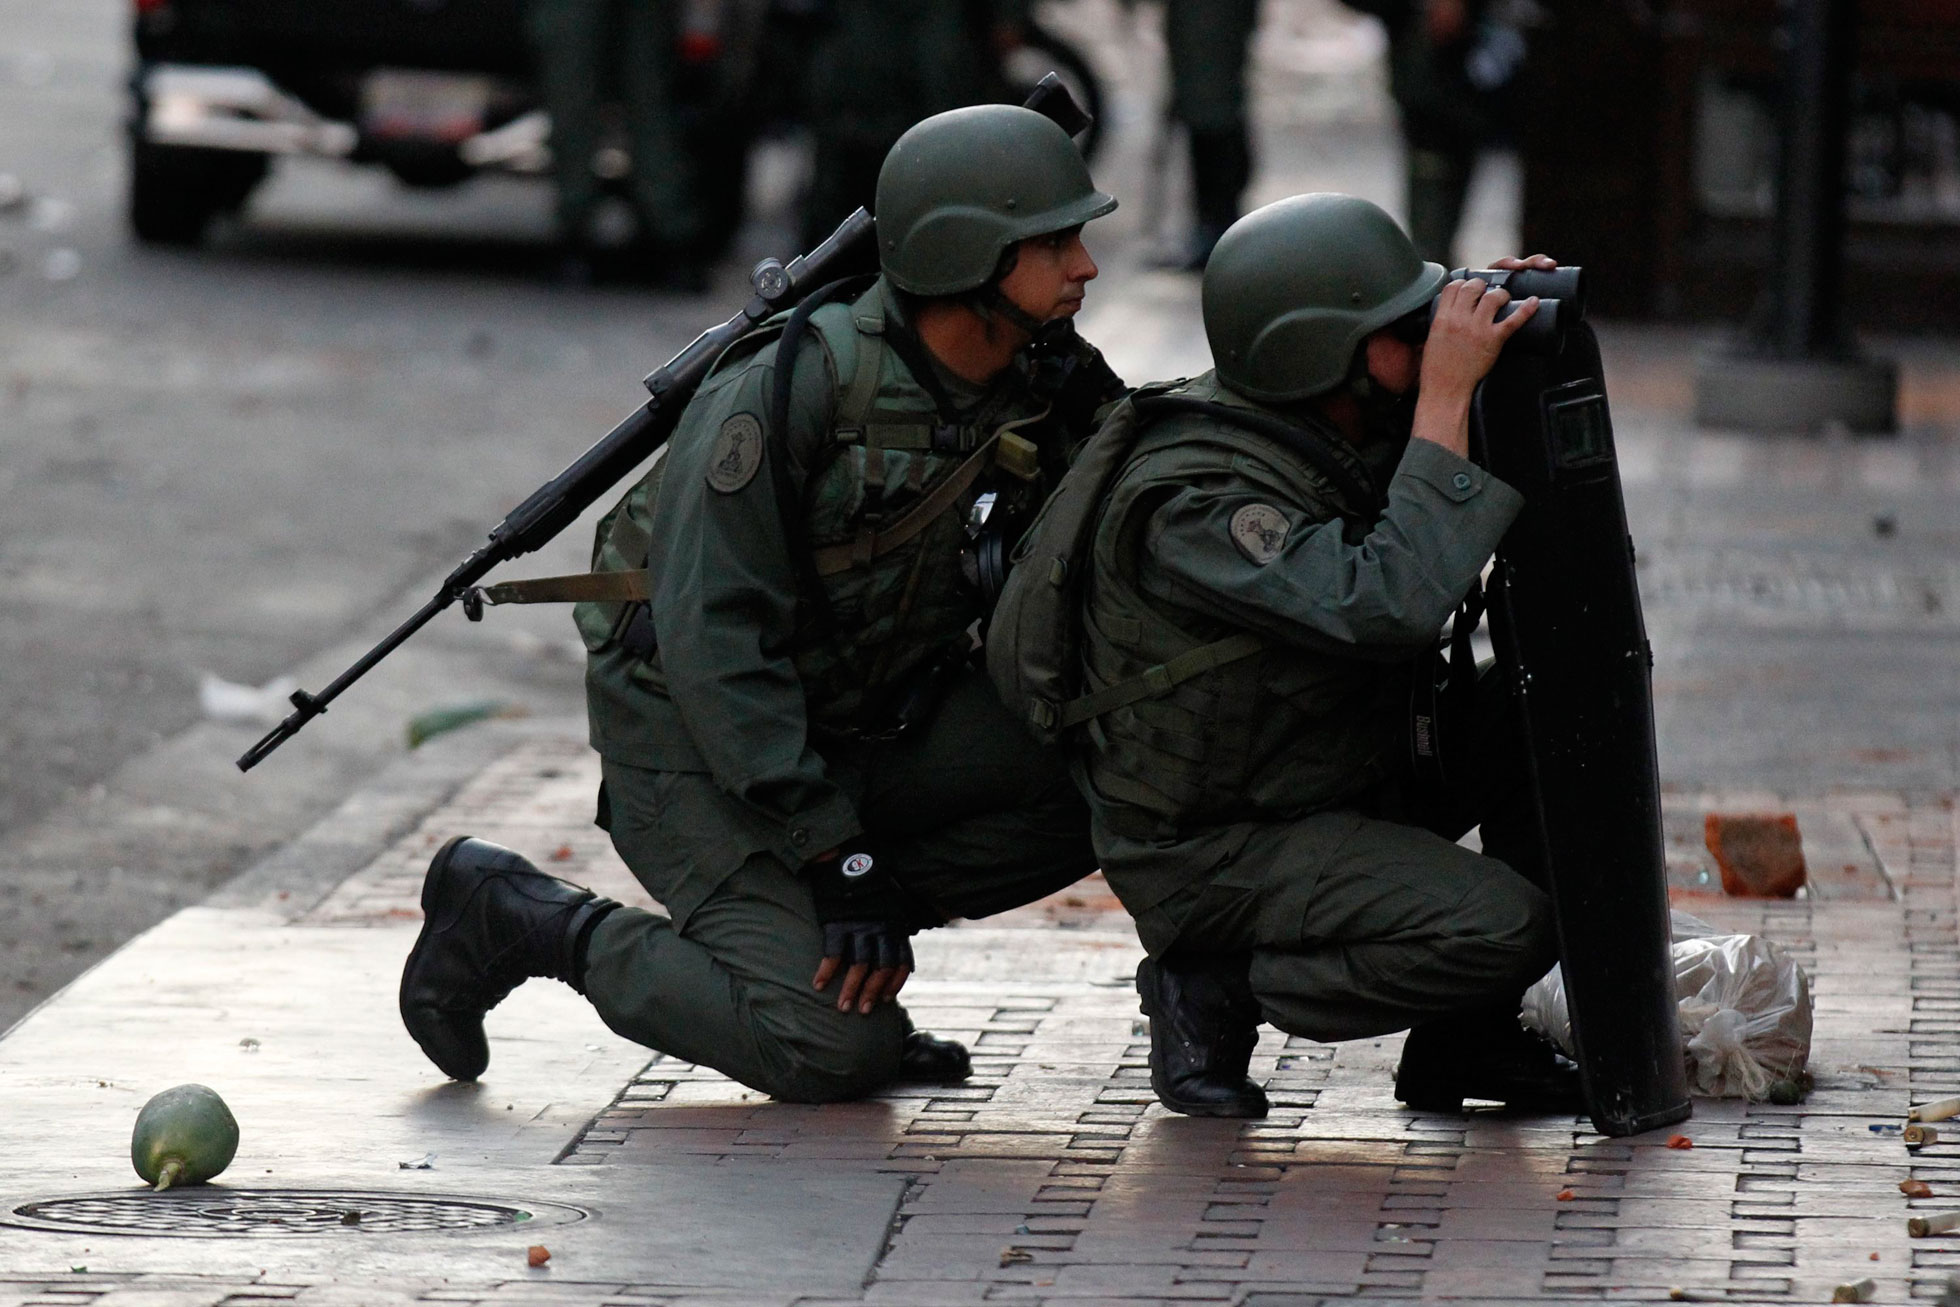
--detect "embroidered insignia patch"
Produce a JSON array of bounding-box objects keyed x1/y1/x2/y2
[
  {"x1": 705, "y1": 413, "x2": 764, "y2": 493},
  {"x1": 1228, "y1": 502, "x2": 1291, "y2": 565}
]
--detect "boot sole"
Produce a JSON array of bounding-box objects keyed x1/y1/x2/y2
[{"x1": 1151, "y1": 1083, "x2": 1271, "y2": 1119}]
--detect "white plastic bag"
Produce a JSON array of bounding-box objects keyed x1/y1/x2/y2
[{"x1": 1520, "y1": 909, "x2": 1812, "y2": 1099}]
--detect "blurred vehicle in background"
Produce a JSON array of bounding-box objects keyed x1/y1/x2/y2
[
  {"x1": 129, "y1": 0, "x2": 542, "y2": 244},
  {"x1": 126, "y1": 0, "x2": 1103, "y2": 258}
]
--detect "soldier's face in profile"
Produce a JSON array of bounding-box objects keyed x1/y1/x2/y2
[
  {"x1": 1363, "y1": 330, "x2": 1422, "y2": 397},
  {"x1": 998, "y1": 226, "x2": 1099, "y2": 327}
]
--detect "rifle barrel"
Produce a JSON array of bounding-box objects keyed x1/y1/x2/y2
[
  {"x1": 233, "y1": 207, "x2": 883, "y2": 774},
  {"x1": 235, "y1": 586, "x2": 456, "y2": 771}
]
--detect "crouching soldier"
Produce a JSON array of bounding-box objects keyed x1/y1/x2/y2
[
  {"x1": 1064, "y1": 194, "x2": 1579, "y2": 1117},
  {"x1": 399, "y1": 104, "x2": 1125, "y2": 1101}
]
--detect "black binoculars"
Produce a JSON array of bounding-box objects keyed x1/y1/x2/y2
[{"x1": 1389, "y1": 265, "x2": 1587, "y2": 356}]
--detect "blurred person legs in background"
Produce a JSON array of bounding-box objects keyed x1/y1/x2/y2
[
  {"x1": 799, "y1": 0, "x2": 1015, "y2": 249},
  {"x1": 526, "y1": 0, "x2": 704, "y2": 285},
  {"x1": 1349, "y1": 0, "x2": 1527, "y2": 266},
  {"x1": 1163, "y1": 0, "x2": 1259, "y2": 270}
]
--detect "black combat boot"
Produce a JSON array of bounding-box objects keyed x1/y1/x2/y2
[
  {"x1": 898, "y1": 1023, "x2": 972, "y2": 1084},
  {"x1": 1136, "y1": 953, "x2": 1269, "y2": 1118},
  {"x1": 1394, "y1": 1005, "x2": 1586, "y2": 1114},
  {"x1": 400, "y1": 835, "x2": 619, "y2": 1082}
]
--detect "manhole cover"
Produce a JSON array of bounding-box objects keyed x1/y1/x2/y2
[{"x1": 2, "y1": 1189, "x2": 587, "y2": 1238}]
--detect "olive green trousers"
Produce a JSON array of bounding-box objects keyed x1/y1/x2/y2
[
  {"x1": 1127, "y1": 664, "x2": 1558, "y2": 1043},
  {"x1": 581, "y1": 668, "x2": 1097, "y2": 1102},
  {"x1": 524, "y1": 0, "x2": 699, "y2": 249}
]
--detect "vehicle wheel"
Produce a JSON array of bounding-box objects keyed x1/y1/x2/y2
[{"x1": 128, "y1": 139, "x2": 268, "y2": 246}]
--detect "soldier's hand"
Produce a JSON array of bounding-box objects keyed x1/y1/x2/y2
[
  {"x1": 1409, "y1": 277, "x2": 1539, "y2": 459},
  {"x1": 1490, "y1": 254, "x2": 1558, "y2": 272},
  {"x1": 814, "y1": 923, "x2": 915, "y2": 1014},
  {"x1": 1419, "y1": 276, "x2": 1540, "y2": 400},
  {"x1": 807, "y1": 841, "x2": 920, "y2": 1015}
]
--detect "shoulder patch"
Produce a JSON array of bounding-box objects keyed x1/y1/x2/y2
[
  {"x1": 1228, "y1": 502, "x2": 1291, "y2": 566},
  {"x1": 705, "y1": 413, "x2": 765, "y2": 493}
]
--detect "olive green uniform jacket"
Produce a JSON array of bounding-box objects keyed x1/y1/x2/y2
[
  {"x1": 1076, "y1": 373, "x2": 1559, "y2": 1042},
  {"x1": 577, "y1": 278, "x2": 1103, "y2": 1100}
]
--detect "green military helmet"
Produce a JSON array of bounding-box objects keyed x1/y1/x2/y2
[
  {"x1": 1203, "y1": 193, "x2": 1445, "y2": 402},
  {"x1": 876, "y1": 104, "x2": 1116, "y2": 298}
]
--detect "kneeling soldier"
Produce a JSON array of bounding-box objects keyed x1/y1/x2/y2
[
  {"x1": 1073, "y1": 194, "x2": 1580, "y2": 1117},
  {"x1": 400, "y1": 105, "x2": 1123, "y2": 1101}
]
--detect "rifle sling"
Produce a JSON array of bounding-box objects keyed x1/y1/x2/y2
[
  {"x1": 478, "y1": 434, "x2": 1000, "y2": 605},
  {"x1": 479, "y1": 571, "x2": 649, "y2": 605}
]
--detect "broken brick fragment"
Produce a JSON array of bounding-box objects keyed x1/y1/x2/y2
[{"x1": 1704, "y1": 812, "x2": 1807, "y2": 898}]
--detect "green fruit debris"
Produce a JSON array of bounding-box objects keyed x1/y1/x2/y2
[
  {"x1": 131, "y1": 1084, "x2": 239, "y2": 1191},
  {"x1": 405, "y1": 699, "x2": 526, "y2": 749}
]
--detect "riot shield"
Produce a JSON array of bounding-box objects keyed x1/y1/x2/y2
[{"x1": 1471, "y1": 321, "x2": 1692, "y2": 1138}]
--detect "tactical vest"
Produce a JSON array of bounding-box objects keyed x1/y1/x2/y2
[
  {"x1": 1079, "y1": 375, "x2": 1411, "y2": 841},
  {"x1": 575, "y1": 279, "x2": 1043, "y2": 732}
]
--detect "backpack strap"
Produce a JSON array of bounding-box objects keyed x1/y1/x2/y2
[{"x1": 1041, "y1": 631, "x2": 1266, "y2": 733}]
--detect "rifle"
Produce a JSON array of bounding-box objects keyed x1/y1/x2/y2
[{"x1": 237, "y1": 75, "x2": 1092, "y2": 773}]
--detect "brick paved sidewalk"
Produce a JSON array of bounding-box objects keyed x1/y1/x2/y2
[{"x1": 2, "y1": 732, "x2": 1954, "y2": 1305}]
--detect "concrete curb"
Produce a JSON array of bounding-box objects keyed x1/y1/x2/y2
[{"x1": 207, "y1": 715, "x2": 584, "y2": 918}]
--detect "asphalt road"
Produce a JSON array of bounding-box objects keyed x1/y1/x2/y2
[
  {"x1": 0, "y1": 0, "x2": 1419, "y2": 1028},
  {"x1": 0, "y1": 0, "x2": 759, "y2": 1023}
]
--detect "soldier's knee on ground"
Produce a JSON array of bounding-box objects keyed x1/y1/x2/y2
[{"x1": 747, "y1": 996, "x2": 907, "y2": 1103}]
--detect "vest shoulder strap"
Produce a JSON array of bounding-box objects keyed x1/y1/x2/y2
[
  {"x1": 1132, "y1": 393, "x2": 1381, "y2": 518},
  {"x1": 836, "y1": 309, "x2": 885, "y2": 431}
]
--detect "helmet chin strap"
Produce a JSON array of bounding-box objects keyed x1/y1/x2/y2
[{"x1": 974, "y1": 283, "x2": 1050, "y2": 340}]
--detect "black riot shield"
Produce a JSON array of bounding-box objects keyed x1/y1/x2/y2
[{"x1": 1470, "y1": 321, "x2": 1692, "y2": 1138}]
